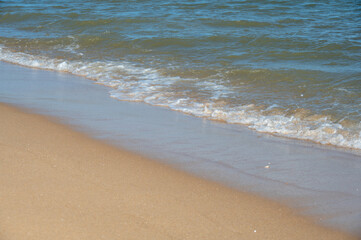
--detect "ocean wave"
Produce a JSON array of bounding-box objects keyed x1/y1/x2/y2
[{"x1": 1, "y1": 45, "x2": 361, "y2": 150}]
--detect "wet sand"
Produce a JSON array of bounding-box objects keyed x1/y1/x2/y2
[
  {"x1": 0, "y1": 102, "x2": 358, "y2": 239},
  {"x1": 1, "y1": 61, "x2": 361, "y2": 235}
]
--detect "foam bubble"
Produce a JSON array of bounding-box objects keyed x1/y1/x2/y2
[{"x1": 1, "y1": 45, "x2": 361, "y2": 150}]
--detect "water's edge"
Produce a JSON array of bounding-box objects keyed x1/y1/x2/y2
[
  {"x1": 0, "y1": 61, "x2": 360, "y2": 235},
  {"x1": 1, "y1": 46, "x2": 361, "y2": 151}
]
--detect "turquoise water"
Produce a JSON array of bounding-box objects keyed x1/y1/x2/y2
[{"x1": 1, "y1": 0, "x2": 361, "y2": 149}]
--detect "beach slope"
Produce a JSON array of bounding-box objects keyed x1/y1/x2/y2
[{"x1": 0, "y1": 103, "x2": 356, "y2": 240}]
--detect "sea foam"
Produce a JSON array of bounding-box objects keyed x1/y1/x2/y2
[{"x1": 1, "y1": 45, "x2": 360, "y2": 150}]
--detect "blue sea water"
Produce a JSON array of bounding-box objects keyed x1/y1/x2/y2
[{"x1": 0, "y1": 0, "x2": 361, "y2": 149}]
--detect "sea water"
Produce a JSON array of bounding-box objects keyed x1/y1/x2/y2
[
  {"x1": 1, "y1": 61, "x2": 361, "y2": 234},
  {"x1": 1, "y1": 0, "x2": 361, "y2": 149}
]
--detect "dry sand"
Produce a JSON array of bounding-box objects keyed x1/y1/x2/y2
[{"x1": 0, "y1": 103, "x2": 357, "y2": 240}]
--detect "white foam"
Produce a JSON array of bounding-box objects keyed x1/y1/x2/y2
[{"x1": 1, "y1": 45, "x2": 361, "y2": 150}]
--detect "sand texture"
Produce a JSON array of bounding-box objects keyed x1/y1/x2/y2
[{"x1": 0, "y1": 103, "x2": 357, "y2": 240}]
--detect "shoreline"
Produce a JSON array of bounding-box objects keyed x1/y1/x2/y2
[
  {"x1": 1, "y1": 60, "x2": 361, "y2": 235},
  {"x1": 0, "y1": 102, "x2": 358, "y2": 239},
  {"x1": 1, "y1": 47, "x2": 361, "y2": 152}
]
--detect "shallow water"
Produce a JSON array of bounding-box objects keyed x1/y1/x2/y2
[
  {"x1": 1, "y1": 0, "x2": 361, "y2": 149},
  {"x1": 1, "y1": 61, "x2": 360, "y2": 235}
]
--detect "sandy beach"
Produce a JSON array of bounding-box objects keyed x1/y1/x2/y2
[
  {"x1": 1, "y1": 0, "x2": 361, "y2": 238},
  {"x1": 0, "y1": 102, "x2": 357, "y2": 240}
]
